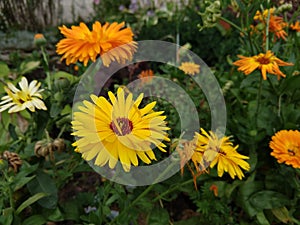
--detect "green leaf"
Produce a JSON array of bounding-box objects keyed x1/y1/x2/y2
[
  {"x1": 250, "y1": 191, "x2": 290, "y2": 210},
  {"x1": 271, "y1": 207, "x2": 290, "y2": 224},
  {"x1": 279, "y1": 75, "x2": 300, "y2": 94},
  {"x1": 1, "y1": 207, "x2": 14, "y2": 225},
  {"x1": 0, "y1": 61, "x2": 10, "y2": 77},
  {"x1": 19, "y1": 61, "x2": 40, "y2": 75},
  {"x1": 13, "y1": 175, "x2": 35, "y2": 191},
  {"x1": 16, "y1": 192, "x2": 48, "y2": 214},
  {"x1": 237, "y1": 180, "x2": 263, "y2": 217},
  {"x1": 256, "y1": 211, "x2": 270, "y2": 225},
  {"x1": 52, "y1": 71, "x2": 77, "y2": 84},
  {"x1": 147, "y1": 207, "x2": 169, "y2": 225},
  {"x1": 27, "y1": 170, "x2": 58, "y2": 209},
  {"x1": 22, "y1": 215, "x2": 46, "y2": 225},
  {"x1": 8, "y1": 123, "x2": 18, "y2": 140}
]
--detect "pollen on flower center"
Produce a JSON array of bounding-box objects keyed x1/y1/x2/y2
[
  {"x1": 256, "y1": 56, "x2": 270, "y2": 65},
  {"x1": 110, "y1": 118, "x2": 133, "y2": 136}
]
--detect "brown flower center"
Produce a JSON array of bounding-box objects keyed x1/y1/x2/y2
[
  {"x1": 110, "y1": 118, "x2": 133, "y2": 136},
  {"x1": 256, "y1": 56, "x2": 270, "y2": 65},
  {"x1": 287, "y1": 144, "x2": 299, "y2": 156}
]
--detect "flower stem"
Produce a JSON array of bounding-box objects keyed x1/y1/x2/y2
[
  {"x1": 219, "y1": 16, "x2": 245, "y2": 35},
  {"x1": 40, "y1": 46, "x2": 51, "y2": 90},
  {"x1": 265, "y1": 9, "x2": 271, "y2": 52},
  {"x1": 255, "y1": 76, "x2": 263, "y2": 126}
]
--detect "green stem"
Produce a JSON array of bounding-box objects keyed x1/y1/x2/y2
[
  {"x1": 3, "y1": 170, "x2": 15, "y2": 209},
  {"x1": 219, "y1": 16, "x2": 245, "y2": 35},
  {"x1": 40, "y1": 46, "x2": 51, "y2": 90},
  {"x1": 265, "y1": 9, "x2": 271, "y2": 51},
  {"x1": 255, "y1": 76, "x2": 263, "y2": 126},
  {"x1": 152, "y1": 178, "x2": 194, "y2": 202},
  {"x1": 109, "y1": 161, "x2": 178, "y2": 224}
]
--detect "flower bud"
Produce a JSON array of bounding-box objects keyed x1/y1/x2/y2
[{"x1": 33, "y1": 33, "x2": 47, "y2": 47}]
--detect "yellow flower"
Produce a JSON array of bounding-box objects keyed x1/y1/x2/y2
[
  {"x1": 233, "y1": 50, "x2": 293, "y2": 80},
  {"x1": 0, "y1": 77, "x2": 47, "y2": 113},
  {"x1": 290, "y1": 21, "x2": 300, "y2": 32},
  {"x1": 269, "y1": 130, "x2": 300, "y2": 169},
  {"x1": 253, "y1": 8, "x2": 276, "y2": 21},
  {"x1": 193, "y1": 128, "x2": 250, "y2": 180},
  {"x1": 71, "y1": 87, "x2": 170, "y2": 172},
  {"x1": 179, "y1": 62, "x2": 200, "y2": 76},
  {"x1": 56, "y1": 21, "x2": 137, "y2": 67},
  {"x1": 137, "y1": 69, "x2": 154, "y2": 84}
]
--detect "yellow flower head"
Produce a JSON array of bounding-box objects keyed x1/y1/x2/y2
[
  {"x1": 233, "y1": 50, "x2": 293, "y2": 80},
  {"x1": 290, "y1": 21, "x2": 300, "y2": 32},
  {"x1": 0, "y1": 77, "x2": 47, "y2": 113},
  {"x1": 179, "y1": 62, "x2": 200, "y2": 76},
  {"x1": 193, "y1": 128, "x2": 250, "y2": 180},
  {"x1": 269, "y1": 130, "x2": 300, "y2": 169},
  {"x1": 56, "y1": 21, "x2": 137, "y2": 67},
  {"x1": 71, "y1": 87, "x2": 170, "y2": 172},
  {"x1": 254, "y1": 8, "x2": 276, "y2": 21}
]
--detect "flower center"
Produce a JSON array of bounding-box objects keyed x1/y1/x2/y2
[
  {"x1": 256, "y1": 56, "x2": 270, "y2": 65},
  {"x1": 110, "y1": 118, "x2": 133, "y2": 136},
  {"x1": 287, "y1": 144, "x2": 299, "y2": 156}
]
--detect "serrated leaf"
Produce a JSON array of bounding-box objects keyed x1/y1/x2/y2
[
  {"x1": 27, "y1": 170, "x2": 58, "y2": 209},
  {"x1": 147, "y1": 207, "x2": 169, "y2": 225},
  {"x1": 16, "y1": 192, "x2": 48, "y2": 214}
]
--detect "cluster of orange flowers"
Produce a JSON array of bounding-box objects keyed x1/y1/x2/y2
[{"x1": 233, "y1": 7, "x2": 299, "y2": 80}]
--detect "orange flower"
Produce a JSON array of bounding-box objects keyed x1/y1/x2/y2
[
  {"x1": 269, "y1": 130, "x2": 300, "y2": 169},
  {"x1": 56, "y1": 21, "x2": 137, "y2": 67},
  {"x1": 254, "y1": 8, "x2": 287, "y2": 40},
  {"x1": 269, "y1": 15, "x2": 288, "y2": 40},
  {"x1": 34, "y1": 33, "x2": 45, "y2": 40},
  {"x1": 209, "y1": 184, "x2": 218, "y2": 197},
  {"x1": 290, "y1": 21, "x2": 300, "y2": 32},
  {"x1": 233, "y1": 50, "x2": 293, "y2": 80},
  {"x1": 137, "y1": 69, "x2": 154, "y2": 84}
]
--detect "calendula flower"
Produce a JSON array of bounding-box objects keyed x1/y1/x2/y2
[
  {"x1": 72, "y1": 87, "x2": 170, "y2": 172},
  {"x1": 0, "y1": 77, "x2": 47, "y2": 113},
  {"x1": 290, "y1": 21, "x2": 300, "y2": 32},
  {"x1": 233, "y1": 50, "x2": 293, "y2": 80},
  {"x1": 193, "y1": 128, "x2": 250, "y2": 180},
  {"x1": 137, "y1": 69, "x2": 154, "y2": 84},
  {"x1": 269, "y1": 130, "x2": 300, "y2": 168},
  {"x1": 179, "y1": 62, "x2": 200, "y2": 75},
  {"x1": 56, "y1": 21, "x2": 137, "y2": 67},
  {"x1": 254, "y1": 8, "x2": 288, "y2": 40}
]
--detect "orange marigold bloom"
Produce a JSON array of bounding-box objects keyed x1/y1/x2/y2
[
  {"x1": 56, "y1": 21, "x2": 137, "y2": 67},
  {"x1": 290, "y1": 21, "x2": 300, "y2": 32},
  {"x1": 233, "y1": 50, "x2": 293, "y2": 80},
  {"x1": 269, "y1": 130, "x2": 300, "y2": 169},
  {"x1": 137, "y1": 69, "x2": 154, "y2": 84}
]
